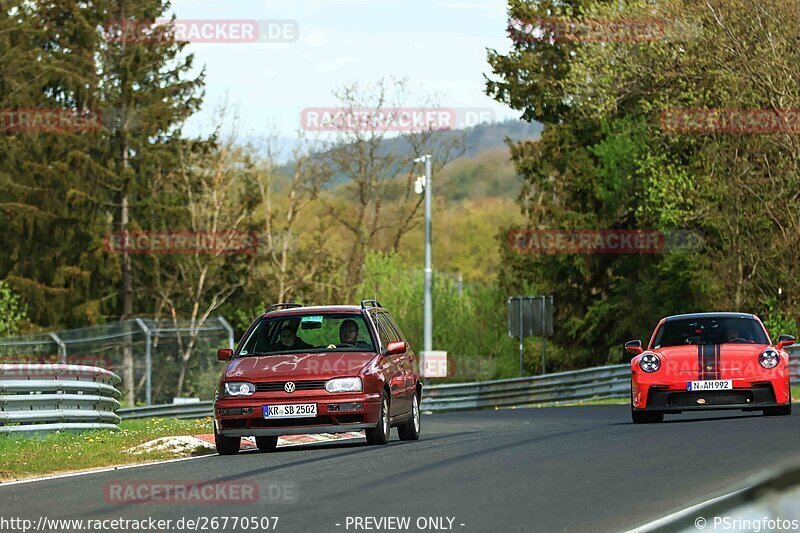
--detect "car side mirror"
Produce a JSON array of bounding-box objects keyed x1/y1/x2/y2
[
  {"x1": 217, "y1": 348, "x2": 233, "y2": 361},
  {"x1": 384, "y1": 341, "x2": 407, "y2": 356},
  {"x1": 777, "y1": 334, "x2": 795, "y2": 350},
  {"x1": 625, "y1": 340, "x2": 644, "y2": 355}
]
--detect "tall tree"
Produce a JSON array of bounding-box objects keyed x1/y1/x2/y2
[{"x1": 98, "y1": 2, "x2": 204, "y2": 402}]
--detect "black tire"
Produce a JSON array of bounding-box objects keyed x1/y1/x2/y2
[
  {"x1": 397, "y1": 392, "x2": 421, "y2": 441},
  {"x1": 631, "y1": 409, "x2": 664, "y2": 424},
  {"x1": 365, "y1": 391, "x2": 390, "y2": 445},
  {"x1": 764, "y1": 404, "x2": 792, "y2": 416},
  {"x1": 214, "y1": 427, "x2": 241, "y2": 455},
  {"x1": 256, "y1": 436, "x2": 279, "y2": 451}
]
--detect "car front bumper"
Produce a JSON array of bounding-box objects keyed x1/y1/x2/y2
[
  {"x1": 632, "y1": 371, "x2": 791, "y2": 413},
  {"x1": 214, "y1": 392, "x2": 382, "y2": 437}
]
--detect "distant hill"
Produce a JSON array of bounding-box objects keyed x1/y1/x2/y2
[
  {"x1": 266, "y1": 120, "x2": 540, "y2": 201},
  {"x1": 378, "y1": 119, "x2": 542, "y2": 159},
  {"x1": 437, "y1": 146, "x2": 521, "y2": 202}
]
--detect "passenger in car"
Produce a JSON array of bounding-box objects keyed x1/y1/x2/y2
[{"x1": 278, "y1": 326, "x2": 313, "y2": 350}]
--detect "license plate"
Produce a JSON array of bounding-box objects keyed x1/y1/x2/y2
[
  {"x1": 263, "y1": 403, "x2": 317, "y2": 419},
  {"x1": 687, "y1": 380, "x2": 732, "y2": 391}
]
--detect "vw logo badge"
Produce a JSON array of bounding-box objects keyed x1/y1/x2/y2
[{"x1": 284, "y1": 382, "x2": 296, "y2": 393}]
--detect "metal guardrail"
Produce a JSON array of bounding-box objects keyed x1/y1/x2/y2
[
  {"x1": 117, "y1": 364, "x2": 632, "y2": 420},
  {"x1": 422, "y1": 364, "x2": 630, "y2": 412},
  {"x1": 117, "y1": 351, "x2": 800, "y2": 420},
  {"x1": 0, "y1": 364, "x2": 122, "y2": 433},
  {"x1": 118, "y1": 401, "x2": 214, "y2": 420}
]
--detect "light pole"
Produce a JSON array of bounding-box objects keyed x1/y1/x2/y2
[{"x1": 414, "y1": 154, "x2": 433, "y2": 355}]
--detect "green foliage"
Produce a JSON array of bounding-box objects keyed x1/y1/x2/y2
[
  {"x1": 761, "y1": 298, "x2": 797, "y2": 340},
  {"x1": 0, "y1": 280, "x2": 28, "y2": 337},
  {"x1": 489, "y1": 0, "x2": 800, "y2": 365},
  {"x1": 358, "y1": 252, "x2": 568, "y2": 380}
]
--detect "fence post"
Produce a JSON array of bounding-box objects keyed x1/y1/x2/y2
[
  {"x1": 134, "y1": 318, "x2": 152, "y2": 406},
  {"x1": 218, "y1": 316, "x2": 235, "y2": 350},
  {"x1": 48, "y1": 332, "x2": 67, "y2": 364}
]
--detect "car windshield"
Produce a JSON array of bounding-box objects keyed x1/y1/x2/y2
[
  {"x1": 237, "y1": 313, "x2": 375, "y2": 356},
  {"x1": 652, "y1": 317, "x2": 769, "y2": 348}
]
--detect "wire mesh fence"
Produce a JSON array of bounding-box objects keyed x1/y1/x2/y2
[{"x1": 0, "y1": 317, "x2": 233, "y2": 406}]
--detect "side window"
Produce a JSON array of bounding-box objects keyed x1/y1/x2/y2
[
  {"x1": 367, "y1": 310, "x2": 386, "y2": 347},
  {"x1": 384, "y1": 313, "x2": 406, "y2": 342},
  {"x1": 377, "y1": 313, "x2": 400, "y2": 343}
]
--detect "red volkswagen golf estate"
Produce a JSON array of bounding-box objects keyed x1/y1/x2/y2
[{"x1": 213, "y1": 301, "x2": 421, "y2": 454}]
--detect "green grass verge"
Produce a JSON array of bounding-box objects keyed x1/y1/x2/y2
[{"x1": 0, "y1": 418, "x2": 214, "y2": 482}]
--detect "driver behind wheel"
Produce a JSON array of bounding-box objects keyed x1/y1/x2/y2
[
  {"x1": 725, "y1": 327, "x2": 748, "y2": 343},
  {"x1": 336, "y1": 319, "x2": 371, "y2": 349},
  {"x1": 339, "y1": 319, "x2": 359, "y2": 345}
]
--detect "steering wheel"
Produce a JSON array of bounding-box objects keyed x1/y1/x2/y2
[{"x1": 728, "y1": 337, "x2": 752, "y2": 343}]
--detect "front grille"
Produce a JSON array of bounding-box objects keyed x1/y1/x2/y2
[
  {"x1": 334, "y1": 414, "x2": 363, "y2": 424},
  {"x1": 251, "y1": 416, "x2": 335, "y2": 427},
  {"x1": 667, "y1": 390, "x2": 755, "y2": 407},
  {"x1": 254, "y1": 380, "x2": 327, "y2": 392}
]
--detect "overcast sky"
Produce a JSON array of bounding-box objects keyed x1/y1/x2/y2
[{"x1": 169, "y1": 0, "x2": 518, "y2": 145}]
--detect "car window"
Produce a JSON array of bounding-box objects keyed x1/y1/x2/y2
[
  {"x1": 384, "y1": 313, "x2": 407, "y2": 342},
  {"x1": 238, "y1": 313, "x2": 375, "y2": 355},
  {"x1": 370, "y1": 312, "x2": 392, "y2": 347},
  {"x1": 652, "y1": 317, "x2": 768, "y2": 348},
  {"x1": 377, "y1": 313, "x2": 400, "y2": 343}
]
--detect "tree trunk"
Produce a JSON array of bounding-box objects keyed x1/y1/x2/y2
[{"x1": 121, "y1": 125, "x2": 135, "y2": 406}]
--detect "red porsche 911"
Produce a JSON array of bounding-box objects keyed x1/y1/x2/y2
[
  {"x1": 627, "y1": 312, "x2": 794, "y2": 423},
  {"x1": 213, "y1": 301, "x2": 421, "y2": 454}
]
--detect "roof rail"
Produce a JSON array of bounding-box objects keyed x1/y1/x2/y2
[
  {"x1": 266, "y1": 303, "x2": 303, "y2": 313},
  {"x1": 360, "y1": 299, "x2": 383, "y2": 309}
]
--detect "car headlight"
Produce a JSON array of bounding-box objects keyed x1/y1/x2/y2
[
  {"x1": 760, "y1": 349, "x2": 779, "y2": 369},
  {"x1": 222, "y1": 382, "x2": 255, "y2": 396},
  {"x1": 325, "y1": 377, "x2": 362, "y2": 393},
  {"x1": 639, "y1": 353, "x2": 661, "y2": 373}
]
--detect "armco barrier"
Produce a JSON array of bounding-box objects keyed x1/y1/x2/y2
[
  {"x1": 421, "y1": 364, "x2": 630, "y2": 412},
  {"x1": 118, "y1": 401, "x2": 214, "y2": 420},
  {"x1": 0, "y1": 364, "x2": 122, "y2": 433},
  {"x1": 117, "y1": 364, "x2": 632, "y2": 420},
  {"x1": 117, "y1": 351, "x2": 800, "y2": 420}
]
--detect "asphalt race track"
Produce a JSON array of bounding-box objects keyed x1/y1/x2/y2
[{"x1": 2, "y1": 405, "x2": 800, "y2": 532}]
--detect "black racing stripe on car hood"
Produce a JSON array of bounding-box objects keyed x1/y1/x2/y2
[{"x1": 698, "y1": 344, "x2": 719, "y2": 380}]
